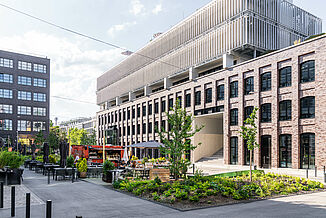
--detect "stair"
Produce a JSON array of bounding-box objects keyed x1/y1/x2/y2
[{"x1": 196, "y1": 148, "x2": 224, "y2": 165}]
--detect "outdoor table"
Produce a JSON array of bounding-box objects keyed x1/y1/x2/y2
[
  {"x1": 43, "y1": 164, "x2": 59, "y2": 176},
  {"x1": 111, "y1": 169, "x2": 124, "y2": 182},
  {"x1": 24, "y1": 159, "x2": 31, "y2": 168},
  {"x1": 35, "y1": 163, "x2": 44, "y2": 173},
  {"x1": 54, "y1": 168, "x2": 65, "y2": 180},
  {"x1": 29, "y1": 161, "x2": 38, "y2": 171}
]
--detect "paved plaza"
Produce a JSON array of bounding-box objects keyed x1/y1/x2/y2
[{"x1": 0, "y1": 169, "x2": 325, "y2": 218}]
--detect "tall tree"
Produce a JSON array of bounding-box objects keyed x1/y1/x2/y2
[
  {"x1": 239, "y1": 107, "x2": 259, "y2": 182},
  {"x1": 158, "y1": 99, "x2": 203, "y2": 180}
]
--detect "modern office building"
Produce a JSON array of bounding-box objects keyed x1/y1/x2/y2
[
  {"x1": 96, "y1": 0, "x2": 324, "y2": 169},
  {"x1": 0, "y1": 50, "x2": 50, "y2": 148},
  {"x1": 59, "y1": 117, "x2": 96, "y2": 134}
]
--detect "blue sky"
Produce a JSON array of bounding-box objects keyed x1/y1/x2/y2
[{"x1": 0, "y1": 0, "x2": 324, "y2": 123}]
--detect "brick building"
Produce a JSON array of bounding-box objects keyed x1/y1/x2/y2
[{"x1": 96, "y1": 0, "x2": 324, "y2": 169}]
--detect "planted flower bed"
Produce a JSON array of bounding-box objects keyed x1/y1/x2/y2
[{"x1": 114, "y1": 172, "x2": 325, "y2": 210}]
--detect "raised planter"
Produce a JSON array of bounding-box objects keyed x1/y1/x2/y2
[
  {"x1": 0, "y1": 168, "x2": 24, "y2": 185},
  {"x1": 149, "y1": 168, "x2": 170, "y2": 182},
  {"x1": 79, "y1": 172, "x2": 87, "y2": 178},
  {"x1": 102, "y1": 171, "x2": 113, "y2": 183}
]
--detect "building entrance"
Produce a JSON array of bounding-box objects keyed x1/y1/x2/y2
[{"x1": 261, "y1": 135, "x2": 271, "y2": 168}]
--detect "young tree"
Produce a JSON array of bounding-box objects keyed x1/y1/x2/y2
[
  {"x1": 157, "y1": 99, "x2": 203, "y2": 180},
  {"x1": 239, "y1": 107, "x2": 259, "y2": 182},
  {"x1": 34, "y1": 131, "x2": 46, "y2": 147}
]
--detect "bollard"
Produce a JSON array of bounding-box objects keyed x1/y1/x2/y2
[
  {"x1": 72, "y1": 168, "x2": 75, "y2": 183},
  {"x1": 46, "y1": 200, "x2": 52, "y2": 218},
  {"x1": 76, "y1": 216, "x2": 82, "y2": 218},
  {"x1": 26, "y1": 193, "x2": 30, "y2": 218},
  {"x1": 324, "y1": 173, "x2": 326, "y2": 183},
  {"x1": 11, "y1": 186, "x2": 15, "y2": 217},
  {"x1": 48, "y1": 170, "x2": 50, "y2": 184},
  {"x1": 324, "y1": 166, "x2": 325, "y2": 174},
  {"x1": 193, "y1": 163, "x2": 195, "y2": 175},
  {"x1": 0, "y1": 182, "x2": 3, "y2": 208},
  {"x1": 306, "y1": 168, "x2": 309, "y2": 178},
  {"x1": 315, "y1": 166, "x2": 317, "y2": 177}
]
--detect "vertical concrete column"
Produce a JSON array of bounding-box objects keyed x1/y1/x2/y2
[
  {"x1": 223, "y1": 53, "x2": 234, "y2": 69},
  {"x1": 271, "y1": 63, "x2": 279, "y2": 168},
  {"x1": 129, "y1": 91, "x2": 135, "y2": 102},
  {"x1": 116, "y1": 97, "x2": 121, "y2": 106},
  {"x1": 292, "y1": 57, "x2": 301, "y2": 169},
  {"x1": 144, "y1": 85, "x2": 152, "y2": 96},
  {"x1": 189, "y1": 67, "x2": 198, "y2": 81},
  {"x1": 164, "y1": 77, "x2": 172, "y2": 89},
  {"x1": 224, "y1": 76, "x2": 231, "y2": 165}
]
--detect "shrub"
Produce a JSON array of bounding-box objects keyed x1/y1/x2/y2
[
  {"x1": 77, "y1": 158, "x2": 87, "y2": 172},
  {"x1": 49, "y1": 154, "x2": 57, "y2": 164},
  {"x1": 66, "y1": 155, "x2": 74, "y2": 168},
  {"x1": 103, "y1": 160, "x2": 115, "y2": 175},
  {"x1": 0, "y1": 151, "x2": 24, "y2": 169}
]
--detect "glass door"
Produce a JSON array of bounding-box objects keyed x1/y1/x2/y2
[
  {"x1": 279, "y1": 135, "x2": 292, "y2": 168},
  {"x1": 300, "y1": 133, "x2": 315, "y2": 169},
  {"x1": 261, "y1": 135, "x2": 271, "y2": 168}
]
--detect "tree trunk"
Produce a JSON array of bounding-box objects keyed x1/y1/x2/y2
[{"x1": 249, "y1": 149, "x2": 252, "y2": 182}]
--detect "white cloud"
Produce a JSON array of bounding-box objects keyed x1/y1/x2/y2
[
  {"x1": 0, "y1": 31, "x2": 124, "y2": 122},
  {"x1": 107, "y1": 21, "x2": 137, "y2": 37},
  {"x1": 129, "y1": 0, "x2": 145, "y2": 15},
  {"x1": 152, "y1": 3, "x2": 162, "y2": 15}
]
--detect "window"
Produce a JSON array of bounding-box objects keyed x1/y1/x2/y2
[
  {"x1": 168, "y1": 98, "x2": 173, "y2": 110},
  {"x1": 261, "y1": 103, "x2": 272, "y2": 123},
  {"x1": 142, "y1": 105, "x2": 146, "y2": 116},
  {"x1": 18, "y1": 76, "x2": 31, "y2": 86},
  {"x1": 230, "y1": 109, "x2": 238, "y2": 126},
  {"x1": 18, "y1": 120, "x2": 32, "y2": 131},
  {"x1": 18, "y1": 91, "x2": 31, "y2": 100},
  {"x1": 0, "y1": 58, "x2": 13, "y2": 68},
  {"x1": 33, "y1": 121, "x2": 46, "y2": 131},
  {"x1": 300, "y1": 97, "x2": 315, "y2": 119},
  {"x1": 18, "y1": 106, "x2": 32, "y2": 115},
  {"x1": 137, "y1": 124, "x2": 140, "y2": 134},
  {"x1": 177, "y1": 96, "x2": 182, "y2": 107},
  {"x1": 148, "y1": 122, "x2": 152, "y2": 134},
  {"x1": 279, "y1": 135, "x2": 292, "y2": 168},
  {"x1": 244, "y1": 106, "x2": 254, "y2": 121},
  {"x1": 279, "y1": 100, "x2": 292, "y2": 121},
  {"x1": 261, "y1": 72, "x2": 271, "y2": 91},
  {"x1": 205, "y1": 88, "x2": 212, "y2": 103},
  {"x1": 279, "y1": 67, "x2": 292, "y2": 88},
  {"x1": 33, "y1": 78, "x2": 46, "y2": 87},
  {"x1": 161, "y1": 100, "x2": 166, "y2": 112},
  {"x1": 0, "y1": 104, "x2": 12, "y2": 114},
  {"x1": 18, "y1": 61, "x2": 32, "y2": 71},
  {"x1": 230, "y1": 137, "x2": 238, "y2": 165},
  {"x1": 185, "y1": 94, "x2": 191, "y2": 107},
  {"x1": 33, "y1": 93, "x2": 46, "y2": 102},
  {"x1": 33, "y1": 107, "x2": 46, "y2": 116},
  {"x1": 33, "y1": 64, "x2": 47, "y2": 73},
  {"x1": 132, "y1": 125, "x2": 135, "y2": 135},
  {"x1": 217, "y1": 84, "x2": 224, "y2": 100},
  {"x1": 142, "y1": 123, "x2": 146, "y2": 134},
  {"x1": 154, "y1": 102, "x2": 159, "y2": 114},
  {"x1": 244, "y1": 77, "x2": 254, "y2": 95},
  {"x1": 230, "y1": 81, "x2": 238, "y2": 98},
  {"x1": 148, "y1": 104, "x2": 152, "y2": 115},
  {"x1": 161, "y1": 120, "x2": 166, "y2": 130},
  {"x1": 300, "y1": 60, "x2": 315, "y2": 83},
  {"x1": 300, "y1": 133, "x2": 315, "y2": 169},
  {"x1": 0, "y1": 89, "x2": 13, "y2": 99},
  {"x1": 132, "y1": 108, "x2": 135, "y2": 118},
  {"x1": 0, "y1": 73, "x2": 13, "y2": 83},
  {"x1": 154, "y1": 121, "x2": 158, "y2": 133},
  {"x1": 127, "y1": 109, "x2": 131, "y2": 119},
  {"x1": 0, "y1": 119, "x2": 12, "y2": 130},
  {"x1": 136, "y1": 107, "x2": 140, "y2": 117},
  {"x1": 195, "y1": 91, "x2": 201, "y2": 105}
]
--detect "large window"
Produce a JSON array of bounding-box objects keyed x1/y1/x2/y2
[
  {"x1": 230, "y1": 137, "x2": 238, "y2": 165},
  {"x1": 185, "y1": 94, "x2": 191, "y2": 107},
  {"x1": 230, "y1": 81, "x2": 238, "y2": 98},
  {"x1": 18, "y1": 106, "x2": 32, "y2": 115},
  {"x1": 261, "y1": 72, "x2": 271, "y2": 91},
  {"x1": 33, "y1": 107, "x2": 46, "y2": 116},
  {"x1": 0, "y1": 73, "x2": 13, "y2": 83},
  {"x1": 0, "y1": 58, "x2": 13, "y2": 68},
  {"x1": 0, "y1": 104, "x2": 12, "y2": 114},
  {"x1": 279, "y1": 67, "x2": 292, "y2": 88},
  {"x1": 18, "y1": 61, "x2": 32, "y2": 71},
  {"x1": 300, "y1": 60, "x2": 315, "y2": 83},
  {"x1": 205, "y1": 88, "x2": 212, "y2": 103},
  {"x1": 33, "y1": 64, "x2": 47, "y2": 73},
  {"x1": 18, "y1": 76, "x2": 32, "y2": 86},
  {"x1": 142, "y1": 105, "x2": 146, "y2": 116},
  {"x1": 230, "y1": 109, "x2": 238, "y2": 126},
  {"x1": 244, "y1": 140, "x2": 254, "y2": 166},
  {"x1": 261, "y1": 103, "x2": 271, "y2": 123},
  {"x1": 0, "y1": 89, "x2": 13, "y2": 99},
  {"x1": 217, "y1": 84, "x2": 224, "y2": 100},
  {"x1": 33, "y1": 121, "x2": 46, "y2": 131},
  {"x1": 195, "y1": 91, "x2": 201, "y2": 105},
  {"x1": 33, "y1": 78, "x2": 46, "y2": 87},
  {"x1": 154, "y1": 102, "x2": 159, "y2": 114},
  {"x1": 148, "y1": 104, "x2": 152, "y2": 115},
  {"x1": 279, "y1": 135, "x2": 292, "y2": 168},
  {"x1": 300, "y1": 133, "x2": 315, "y2": 169},
  {"x1": 137, "y1": 107, "x2": 140, "y2": 117},
  {"x1": 0, "y1": 119, "x2": 12, "y2": 131},
  {"x1": 18, "y1": 91, "x2": 31, "y2": 100},
  {"x1": 148, "y1": 122, "x2": 152, "y2": 134},
  {"x1": 244, "y1": 106, "x2": 254, "y2": 121},
  {"x1": 300, "y1": 96, "x2": 315, "y2": 119},
  {"x1": 33, "y1": 93, "x2": 46, "y2": 102},
  {"x1": 279, "y1": 100, "x2": 292, "y2": 121},
  {"x1": 142, "y1": 123, "x2": 146, "y2": 134},
  {"x1": 161, "y1": 100, "x2": 166, "y2": 112},
  {"x1": 18, "y1": 120, "x2": 32, "y2": 131},
  {"x1": 168, "y1": 98, "x2": 173, "y2": 110},
  {"x1": 244, "y1": 77, "x2": 254, "y2": 95}
]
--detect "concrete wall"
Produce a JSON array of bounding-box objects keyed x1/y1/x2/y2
[{"x1": 193, "y1": 115, "x2": 223, "y2": 162}]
